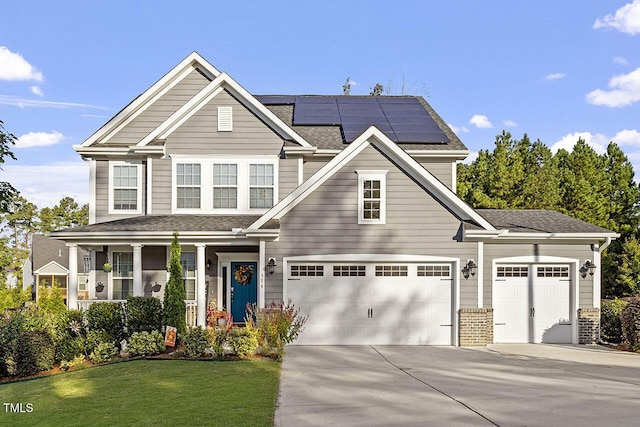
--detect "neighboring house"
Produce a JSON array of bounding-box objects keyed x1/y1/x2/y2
[
  {"x1": 32, "y1": 234, "x2": 90, "y2": 305},
  {"x1": 52, "y1": 52, "x2": 618, "y2": 345}
]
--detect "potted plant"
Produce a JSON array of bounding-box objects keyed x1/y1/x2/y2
[{"x1": 103, "y1": 262, "x2": 112, "y2": 273}]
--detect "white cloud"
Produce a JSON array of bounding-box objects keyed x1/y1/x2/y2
[
  {"x1": 551, "y1": 132, "x2": 608, "y2": 154},
  {"x1": 30, "y1": 86, "x2": 43, "y2": 97},
  {"x1": 448, "y1": 123, "x2": 469, "y2": 134},
  {"x1": 469, "y1": 114, "x2": 493, "y2": 129},
  {"x1": 545, "y1": 73, "x2": 566, "y2": 81},
  {"x1": 614, "y1": 56, "x2": 630, "y2": 65},
  {"x1": 16, "y1": 131, "x2": 64, "y2": 148},
  {"x1": 1, "y1": 161, "x2": 89, "y2": 208},
  {"x1": 594, "y1": 0, "x2": 640, "y2": 35},
  {"x1": 503, "y1": 120, "x2": 517, "y2": 127},
  {"x1": 0, "y1": 46, "x2": 43, "y2": 81},
  {"x1": 585, "y1": 67, "x2": 640, "y2": 107},
  {"x1": 0, "y1": 94, "x2": 109, "y2": 110}
]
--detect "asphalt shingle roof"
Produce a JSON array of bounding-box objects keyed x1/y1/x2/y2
[
  {"x1": 59, "y1": 215, "x2": 278, "y2": 234},
  {"x1": 473, "y1": 209, "x2": 614, "y2": 234}
]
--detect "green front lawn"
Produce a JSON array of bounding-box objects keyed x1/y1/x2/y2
[{"x1": 0, "y1": 359, "x2": 280, "y2": 427}]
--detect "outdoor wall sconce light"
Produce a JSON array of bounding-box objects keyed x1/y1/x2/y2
[
  {"x1": 266, "y1": 258, "x2": 277, "y2": 275},
  {"x1": 581, "y1": 260, "x2": 597, "y2": 278},
  {"x1": 462, "y1": 260, "x2": 477, "y2": 280},
  {"x1": 206, "y1": 259, "x2": 212, "y2": 270}
]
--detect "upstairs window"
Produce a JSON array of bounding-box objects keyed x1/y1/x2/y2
[
  {"x1": 213, "y1": 164, "x2": 238, "y2": 209},
  {"x1": 110, "y1": 162, "x2": 142, "y2": 214},
  {"x1": 176, "y1": 163, "x2": 201, "y2": 209},
  {"x1": 356, "y1": 171, "x2": 387, "y2": 224},
  {"x1": 250, "y1": 164, "x2": 274, "y2": 208}
]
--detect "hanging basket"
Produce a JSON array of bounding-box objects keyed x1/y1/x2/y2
[{"x1": 103, "y1": 263, "x2": 112, "y2": 273}]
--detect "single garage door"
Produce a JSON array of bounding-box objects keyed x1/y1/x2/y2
[
  {"x1": 286, "y1": 262, "x2": 453, "y2": 345},
  {"x1": 493, "y1": 265, "x2": 571, "y2": 343}
]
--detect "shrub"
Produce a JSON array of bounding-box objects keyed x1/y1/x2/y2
[
  {"x1": 85, "y1": 330, "x2": 112, "y2": 356},
  {"x1": 209, "y1": 327, "x2": 228, "y2": 357},
  {"x1": 127, "y1": 331, "x2": 165, "y2": 357},
  {"x1": 90, "y1": 342, "x2": 118, "y2": 364},
  {"x1": 60, "y1": 355, "x2": 86, "y2": 372},
  {"x1": 126, "y1": 296, "x2": 163, "y2": 334},
  {"x1": 228, "y1": 327, "x2": 259, "y2": 359},
  {"x1": 55, "y1": 334, "x2": 86, "y2": 363},
  {"x1": 87, "y1": 302, "x2": 125, "y2": 343},
  {"x1": 0, "y1": 286, "x2": 32, "y2": 312},
  {"x1": 621, "y1": 297, "x2": 640, "y2": 350},
  {"x1": 164, "y1": 232, "x2": 186, "y2": 334},
  {"x1": 0, "y1": 310, "x2": 27, "y2": 376},
  {"x1": 183, "y1": 327, "x2": 213, "y2": 358},
  {"x1": 37, "y1": 286, "x2": 67, "y2": 316},
  {"x1": 601, "y1": 299, "x2": 627, "y2": 344},
  {"x1": 246, "y1": 300, "x2": 308, "y2": 360},
  {"x1": 14, "y1": 330, "x2": 55, "y2": 377}
]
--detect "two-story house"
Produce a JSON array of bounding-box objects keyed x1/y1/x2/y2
[{"x1": 52, "y1": 52, "x2": 617, "y2": 346}]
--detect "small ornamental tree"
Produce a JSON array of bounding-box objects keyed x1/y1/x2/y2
[{"x1": 163, "y1": 232, "x2": 186, "y2": 335}]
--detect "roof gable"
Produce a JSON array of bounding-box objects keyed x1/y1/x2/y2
[
  {"x1": 249, "y1": 126, "x2": 494, "y2": 230},
  {"x1": 34, "y1": 260, "x2": 68, "y2": 275}
]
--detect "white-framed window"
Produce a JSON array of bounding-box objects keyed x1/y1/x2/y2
[
  {"x1": 356, "y1": 170, "x2": 387, "y2": 224},
  {"x1": 213, "y1": 163, "x2": 237, "y2": 209},
  {"x1": 249, "y1": 164, "x2": 274, "y2": 208},
  {"x1": 218, "y1": 106, "x2": 233, "y2": 131},
  {"x1": 181, "y1": 252, "x2": 196, "y2": 300},
  {"x1": 112, "y1": 251, "x2": 133, "y2": 300},
  {"x1": 176, "y1": 163, "x2": 201, "y2": 209},
  {"x1": 290, "y1": 265, "x2": 324, "y2": 277},
  {"x1": 172, "y1": 158, "x2": 277, "y2": 213},
  {"x1": 109, "y1": 161, "x2": 142, "y2": 214}
]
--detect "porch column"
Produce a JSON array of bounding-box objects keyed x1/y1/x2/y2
[
  {"x1": 132, "y1": 244, "x2": 143, "y2": 297},
  {"x1": 196, "y1": 244, "x2": 206, "y2": 327},
  {"x1": 67, "y1": 244, "x2": 78, "y2": 309},
  {"x1": 259, "y1": 240, "x2": 266, "y2": 309}
]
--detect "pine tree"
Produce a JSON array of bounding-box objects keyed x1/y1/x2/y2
[{"x1": 164, "y1": 232, "x2": 186, "y2": 334}]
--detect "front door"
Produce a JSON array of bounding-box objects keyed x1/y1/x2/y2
[{"x1": 230, "y1": 262, "x2": 257, "y2": 322}]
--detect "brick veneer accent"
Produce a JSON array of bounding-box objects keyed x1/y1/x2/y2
[
  {"x1": 459, "y1": 308, "x2": 493, "y2": 346},
  {"x1": 578, "y1": 308, "x2": 600, "y2": 345}
]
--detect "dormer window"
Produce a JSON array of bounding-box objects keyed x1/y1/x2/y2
[
  {"x1": 356, "y1": 170, "x2": 387, "y2": 224},
  {"x1": 109, "y1": 161, "x2": 142, "y2": 214}
]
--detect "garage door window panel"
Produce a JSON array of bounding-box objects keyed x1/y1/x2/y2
[
  {"x1": 290, "y1": 265, "x2": 324, "y2": 277},
  {"x1": 333, "y1": 265, "x2": 366, "y2": 277},
  {"x1": 417, "y1": 265, "x2": 451, "y2": 278},
  {"x1": 375, "y1": 265, "x2": 408, "y2": 277}
]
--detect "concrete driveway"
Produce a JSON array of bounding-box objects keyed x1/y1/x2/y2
[{"x1": 274, "y1": 344, "x2": 640, "y2": 426}]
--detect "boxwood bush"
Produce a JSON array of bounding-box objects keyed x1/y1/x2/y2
[
  {"x1": 126, "y1": 296, "x2": 163, "y2": 334},
  {"x1": 14, "y1": 330, "x2": 55, "y2": 377},
  {"x1": 127, "y1": 331, "x2": 165, "y2": 357},
  {"x1": 621, "y1": 297, "x2": 640, "y2": 350},
  {"x1": 600, "y1": 299, "x2": 627, "y2": 344},
  {"x1": 86, "y1": 302, "x2": 125, "y2": 344}
]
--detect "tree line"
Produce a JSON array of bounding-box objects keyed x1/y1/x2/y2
[
  {"x1": 458, "y1": 131, "x2": 640, "y2": 298},
  {"x1": 0, "y1": 120, "x2": 88, "y2": 288}
]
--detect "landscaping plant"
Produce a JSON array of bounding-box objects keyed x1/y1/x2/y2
[
  {"x1": 621, "y1": 297, "x2": 640, "y2": 350},
  {"x1": 164, "y1": 232, "x2": 186, "y2": 335},
  {"x1": 228, "y1": 326, "x2": 259, "y2": 358},
  {"x1": 127, "y1": 331, "x2": 165, "y2": 357},
  {"x1": 86, "y1": 302, "x2": 125, "y2": 344},
  {"x1": 600, "y1": 299, "x2": 627, "y2": 344},
  {"x1": 14, "y1": 330, "x2": 55, "y2": 377},
  {"x1": 246, "y1": 300, "x2": 308, "y2": 360},
  {"x1": 183, "y1": 327, "x2": 214, "y2": 358},
  {"x1": 126, "y1": 296, "x2": 163, "y2": 334}
]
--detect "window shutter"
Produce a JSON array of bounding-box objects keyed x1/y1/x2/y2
[{"x1": 218, "y1": 106, "x2": 233, "y2": 131}]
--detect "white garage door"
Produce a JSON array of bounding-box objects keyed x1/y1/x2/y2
[
  {"x1": 493, "y1": 265, "x2": 571, "y2": 343},
  {"x1": 286, "y1": 263, "x2": 453, "y2": 345}
]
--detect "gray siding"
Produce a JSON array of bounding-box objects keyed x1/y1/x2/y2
[
  {"x1": 303, "y1": 158, "x2": 328, "y2": 180},
  {"x1": 278, "y1": 158, "x2": 299, "y2": 200},
  {"x1": 151, "y1": 157, "x2": 172, "y2": 214},
  {"x1": 482, "y1": 243, "x2": 595, "y2": 308},
  {"x1": 166, "y1": 90, "x2": 283, "y2": 156},
  {"x1": 419, "y1": 159, "x2": 454, "y2": 190},
  {"x1": 265, "y1": 144, "x2": 476, "y2": 305},
  {"x1": 109, "y1": 69, "x2": 210, "y2": 144}
]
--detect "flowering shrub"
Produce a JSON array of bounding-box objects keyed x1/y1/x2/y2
[{"x1": 246, "y1": 300, "x2": 307, "y2": 360}]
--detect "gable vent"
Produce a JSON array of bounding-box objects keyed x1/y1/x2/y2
[{"x1": 218, "y1": 106, "x2": 233, "y2": 132}]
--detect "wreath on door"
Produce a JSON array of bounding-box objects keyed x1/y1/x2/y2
[{"x1": 234, "y1": 264, "x2": 254, "y2": 285}]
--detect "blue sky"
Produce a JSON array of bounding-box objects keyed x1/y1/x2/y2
[{"x1": 1, "y1": 0, "x2": 640, "y2": 208}]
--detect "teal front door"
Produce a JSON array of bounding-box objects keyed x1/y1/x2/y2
[{"x1": 230, "y1": 262, "x2": 257, "y2": 322}]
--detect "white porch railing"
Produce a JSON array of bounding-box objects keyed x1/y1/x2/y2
[{"x1": 77, "y1": 299, "x2": 199, "y2": 328}]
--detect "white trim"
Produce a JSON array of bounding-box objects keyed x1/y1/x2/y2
[
  {"x1": 33, "y1": 260, "x2": 69, "y2": 275},
  {"x1": 108, "y1": 160, "x2": 143, "y2": 215},
  {"x1": 259, "y1": 240, "x2": 266, "y2": 309},
  {"x1": 89, "y1": 160, "x2": 96, "y2": 224},
  {"x1": 298, "y1": 157, "x2": 304, "y2": 185},
  {"x1": 451, "y1": 161, "x2": 457, "y2": 194},
  {"x1": 147, "y1": 158, "x2": 153, "y2": 214},
  {"x1": 80, "y1": 52, "x2": 220, "y2": 147},
  {"x1": 250, "y1": 126, "x2": 495, "y2": 231},
  {"x1": 356, "y1": 170, "x2": 388, "y2": 224},
  {"x1": 465, "y1": 230, "x2": 619, "y2": 240},
  {"x1": 216, "y1": 252, "x2": 260, "y2": 317},
  {"x1": 492, "y1": 255, "x2": 579, "y2": 344},
  {"x1": 477, "y1": 241, "x2": 483, "y2": 308},
  {"x1": 593, "y1": 251, "x2": 601, "y2": 309},
  {"x1": 217, "y1": 106, "x2": 233, "y2": 131}
]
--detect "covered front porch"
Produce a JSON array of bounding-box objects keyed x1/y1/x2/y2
[{"x1": 51, "y1": 214, "x2": 280, "y2": 327}]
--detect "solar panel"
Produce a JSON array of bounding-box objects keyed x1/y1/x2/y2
[{"x1": 255, "y1": 95, "x2": 296, "y2": 105}]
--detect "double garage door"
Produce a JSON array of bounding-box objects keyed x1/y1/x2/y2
[
  {"x1": 493, "y1": 265, "x2": 572, "y2": 343},
  {"x1": 286, "y1": 262, "x2": 453, "y2": 345}
]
